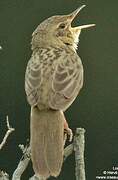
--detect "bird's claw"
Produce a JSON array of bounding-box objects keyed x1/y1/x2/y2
[{"x1": 65, "y1": 128, "x2": 73, "y2": 142}]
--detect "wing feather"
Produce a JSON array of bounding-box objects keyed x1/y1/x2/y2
[
  {"x1": 25, "y1": 53, "x2": 42, "y2": 106},
  {"x1": 49, "y1": 51, "x2": 83, "y2": 110}
]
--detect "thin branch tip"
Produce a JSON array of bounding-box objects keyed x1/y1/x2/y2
[{"x1": 0, "y1": 116, "x2": 15, "y2": 150}]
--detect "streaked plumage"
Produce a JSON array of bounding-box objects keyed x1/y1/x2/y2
[
  {"x1": 25, "y1": 5, "x2": 95, "y2": 178},
  {"x1": 25, "y1": 47, "x2": 83, "y2": 111}
]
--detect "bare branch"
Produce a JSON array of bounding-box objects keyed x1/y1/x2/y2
[
  {"x1": 74, "y1": 128, "x2": 86, "y2": 180},
  {"x1": 64, "y1": 143, "x2": 73, "y2": 161},
  {"x1": 0, "y1": 116, "x2": 15, "y2": 150},
  {"x1": 0, "y1": 170, "x2": 9, "y2": 180},
  {"x1": 12, "y1": 144, "x2": 47, "y2": 180},
  {"x1": 12, "y1": 145, "x2": 30, "y2": 180}
]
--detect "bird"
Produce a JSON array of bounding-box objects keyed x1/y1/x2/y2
[{"x1": 25, "y1": 5, "x2": 95, "y2": 179}]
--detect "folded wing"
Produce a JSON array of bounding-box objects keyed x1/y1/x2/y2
[{"x1": 49, "y1": 51, "x2": 83, "y2": 111}]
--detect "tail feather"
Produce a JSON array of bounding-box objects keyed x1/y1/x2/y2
[
  {"x1": 45, "y1": 111, "x2": 64, "y2": 176},
  {"x1": 30, "y1": 107, "x2": 64, "y2": 178}
]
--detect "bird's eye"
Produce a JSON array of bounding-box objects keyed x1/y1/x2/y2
[{"x1": 59, "y1": 23, "x2": 66, "y2": 29}]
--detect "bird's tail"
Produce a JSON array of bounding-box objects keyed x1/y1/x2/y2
[{"x1": 30, "y1": 106, "x2": 64, "y2": 178}]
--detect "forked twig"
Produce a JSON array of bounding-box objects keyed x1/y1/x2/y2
[
  {"x1": 12, "y1": 145, "x2": 31, "y2": 180},
  {"x1": 0, "y1": 116, "x2": 15, "y2": 150}
]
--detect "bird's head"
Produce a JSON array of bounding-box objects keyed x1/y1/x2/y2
[{"x1": 32, "y1": 5, "x2": 95, "y2": 51}]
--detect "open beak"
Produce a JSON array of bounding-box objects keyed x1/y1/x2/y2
[{"x1": 68, "y1": 5, "x2": 96, "y2": 30}]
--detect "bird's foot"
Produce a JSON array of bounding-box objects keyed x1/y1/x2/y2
[
  {"x1": 64, "y1": 120, "x2": 73, "y2": 142},
  {"x1": 64, "y1": 128, "x2": 73, "y2": 142}
]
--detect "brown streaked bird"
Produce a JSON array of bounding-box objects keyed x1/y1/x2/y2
[{"x1": 25, "y1": 5, "x2": 95, "y2": 179}]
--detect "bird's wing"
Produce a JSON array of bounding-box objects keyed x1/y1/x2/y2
[
  {"x1": 25, "y1": 53, "x2": 42, "y2": 106},
  {"x1": 49, "y1": 51, "x2": 83, "y2": 111}
]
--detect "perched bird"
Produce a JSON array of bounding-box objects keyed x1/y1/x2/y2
[{"x1": 25, "y1": 5, "x2": 95, "y2": 179}]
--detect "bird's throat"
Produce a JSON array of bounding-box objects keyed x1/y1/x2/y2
[{"x1": 59, "y1": 36, "x2": 79, "y2": 51}]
